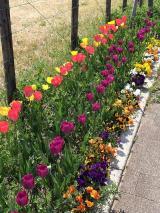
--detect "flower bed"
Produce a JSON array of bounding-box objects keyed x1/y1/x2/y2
[{"x1": 0, "y1": 7, "x2": 159, "y2": 213}]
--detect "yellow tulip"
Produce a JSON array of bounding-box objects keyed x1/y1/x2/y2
[
  {"x1": 93, "y1": 41, "x2": 101, "y2": 47},
  {"x1": 46, "y1": 77, "x2": 53, "y2": 84},
  {"x1": 0, "y1": 107, "x2": 11, "y2": 116},
  {"x1": 108, "y1": 20, "x2": 115, "y2": 25},
  {"x1": 71, "y1": 51, "x2": 78, "y2": 56},
  {"x1": 28, "y1": 95, "x2": 34, "y2": 101},
  {"x1": 31, "y1": 84, "x2": 37, "y2": 90},
  {"x1": 80, "y1": 37, "x2": 89, "y2": 48},
  {"x1": 42, "y1": 84, "x2": 50, "y2": 90},
  {"x1": 55, "y1": 67, "x2": 60, "y2": 73}
]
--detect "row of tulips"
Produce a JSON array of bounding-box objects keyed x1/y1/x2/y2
[{"x1": 0, "y1": 6, "x2": 159, "y2": 212}]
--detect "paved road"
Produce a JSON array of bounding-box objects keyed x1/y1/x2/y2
[{"x1": 112, "y1": 103, "x2": 160, "y2": 213}]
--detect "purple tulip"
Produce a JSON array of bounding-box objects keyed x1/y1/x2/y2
[
  {"x1": 129, "y1": 47, "x2": 135, "y2": 53},
  {"x1": 96, "y1": 84, "x2": 105, "y2": 94},
  {"x1": 106, "y1": 74, "x2": 114, "y2": 84},
  {"x1": 60, "y1": 121, "x2": 75, "y2": 134},
  {"x1": 16, "y1": 191, "x2": 28, "y2": 207},
  {"x1": 137, "y1": 33, "x2": 145, "y2": 41},
  {"x1": 86, "y1": 92, "x2": 94, "y2": 102},
  {"x1": 92, "y1": 102, "x2": 101, "y2": 111},
  {"x1": 22, "y1": 174, "x2": 35, "y2": 190},
  {"x1": 128, "y1": 41, "x2": 134, "y2": 48},
  {"x1": 49, "y1": 136, "x2": 64, "y2": 155},
  {"x1": 101, "y1": 70, "x2": 109, "y2": 77},
  {"x1": 101, "y1": 79, "x2": 109, "y2": 87},
  {"x1": 36, "y1": 164, "x2": 49, "y2": 178},
  {"x1": 122, "y1": 56, "x2": 127, "y2": 63},
  {"x1": 112, "y1": 54, "x2": 119, "y2": 63},
  {"x1": 116, "y1": 47, "x2": 123, "y2": 54},
  {"x1": 118, "y1": 39, "x2": 123, "y2": 45},
  {"x1": 106, "y1": 63, "x2": 113, "y2": 70},
  {"x1": 147, "y1": 10, "x2": 153, "y2": 17},
  {"x1": 78, "y1": 114, "x2": 86, "y2": 125}
]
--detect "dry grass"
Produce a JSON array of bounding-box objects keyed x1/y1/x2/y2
[{"x1": 0, "y1": 0, "x2": 132, "y2": 90}]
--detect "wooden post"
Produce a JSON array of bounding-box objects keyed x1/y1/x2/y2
[
  {"x1": 0, "y1": 0, "x2": 16, "y2": 103},
  {"x1": 130, "y1": 0, "x2": 138, "y2": 28},
  {"x1": 122, "y1": 0, "x2": 128, "y2": 12},
  {"x1": 148, "y1": 0, "x2": 153, "y2": 9},
  {"x1": 71, "y1": 0, "x2": 79, "y2": 50},
  {"x1": 139, "y1": 0, "x2": 143, "y2": 7},
  {"x1": 106, "y1": 0, "x2": 111, "y2": 22},
  {"x1": 132, "y1": 0, "x2": 138, "y2": 17}
]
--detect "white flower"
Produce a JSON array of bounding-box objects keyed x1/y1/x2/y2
[
  {"x1": 133, "y1": 89, "x2": 141, "y2": 96},
  {"x1": 130, "y1": 68, "x2": 137, "y2": 75},
  {"x1": 129, "y1": 87, "x2": 133, "y2": 92},
  {"x1": 125, "y1": 83, "x2": 131, "y2": 90},
  {"x1": 121, "y1": 89, "x2": 125, "y2": 94},
  {"x1": 132, "y1": 82, "x2": 136, "y2": 86}
]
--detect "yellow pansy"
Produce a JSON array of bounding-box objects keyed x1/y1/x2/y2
[
  {"x1": 55, "y1": 67, "x2": 60, "y2": 73},
  {"x1": 0, "y1": 107, "x2": 11, "y2": 116},
  {"x1": 108, "y1": 20, "x2": 115, "y2": 25},
  {"x1": 113, "y1": 99, "x2": 122, "y2": 107},
  {"x1": 135, "y1": 63, "x2": 143, "y2": 69},
  {"x1": 71, "y1": 51, "x2": 78, "y2": 56},
  {"x1": 46, "y1": 77, "x2": 53, "y2": 84},
  {"x1": 31, "y1": 84, "x2": 37, "y2": 90},
  {"x1": 147, "y1": 44, "x2": 153, "y2": 49},
  {"x1": 42, "y1": 84, "x2": 50, "y2": 90},
  {"x1": 143, "y1": 63, "x2": 152, "y2": 76}
]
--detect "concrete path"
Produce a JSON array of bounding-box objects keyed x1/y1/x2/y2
[{"x1": 111, "y1": 103, "x2": 160, "y2": 213}]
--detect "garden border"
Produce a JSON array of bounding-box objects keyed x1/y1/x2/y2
[{"x1": 97, "y1": 51, "x2": 160, "y2": 213}]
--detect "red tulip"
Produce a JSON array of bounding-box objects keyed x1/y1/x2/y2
[
  {"x1": 0, "y1": 121, "x2": 9, "y2": 133},
  {"x1": 33, "y1": 91, "x2": 43, "y2": 101},
  {"x1": 8, "y1": 109, "x2": 19, "y2": 122}
]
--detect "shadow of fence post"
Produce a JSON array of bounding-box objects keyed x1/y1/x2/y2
[
  {"x1": 0, "y1": 0, "x2": 16, "y2": 103},
  {"x1": 71, "y1": 0, "x2": 79, "y2": 50}
]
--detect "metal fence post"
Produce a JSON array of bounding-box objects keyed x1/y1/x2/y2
[
  {"x1": 0, "y1": 0, "x2": 16, "y2": 103},
  {"x1": 71, "y1": 0, "x2": 79, "y2": 50},
  {"x1": 106, "y1": 0, "x2": 111, "y2": 22}
]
